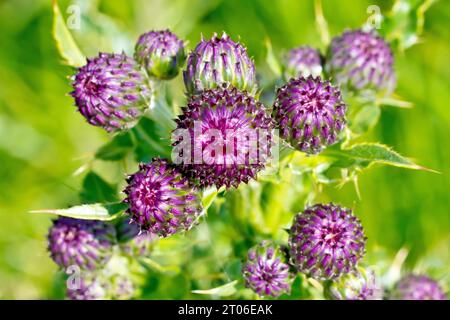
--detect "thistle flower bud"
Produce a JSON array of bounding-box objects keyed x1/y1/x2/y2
[
  {"x1": 183, "y1": 33, "x2": 257, "y2": 94},
  {"x1": 173, "y1": 85, "x2": 273, "y2": 189},
  {"x1": 116, "y1": 217, "x2": 156, "y2": 257},
  {"x1": 71, "y1": 52, "x2": 151, "y2": 132},
  {"x1": 288, "y1": 203, "x2": 366, "y2": 280},
  {"x1": 325, "y1": 267, "x2": 382, "y2": 300},
  {"x1": 326, "y1": 29, "x2": 396, "y2": 95},
  {"x1": 272, "y1": 76, "x2": 347, "y2": 154},
  {"x1": 67, "y1": 271, "x2": 135, "y2": 300},
  {"x1": 390, "y1": 275, "x2": 447, "y2": 300},
  {"x1": 135, "y1": 29, "x2": 185, "y2": 80},
  {"x1": 284, "y1": 46, "x2": 323, "y2": 79},
  {"x1": 123, "y1": 158, "x2": 202, "y2": 237},
  {"x1": 242, "y1": 241, "x2": 293, "y2": 297},
  {"x1": 47, "y1": 217, "x2": 116, "y2": 270}
]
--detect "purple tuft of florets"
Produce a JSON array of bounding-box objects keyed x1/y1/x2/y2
[
  {"x1": 123, "y1": 158, "x2": 202, "y2": 237},
  {"x1": 326, "y1": 29, "x2": 396, "y2": 95},
  {"x1": 172, "y1": 85, "x2": 273, "y2": 189},
  {"x1": 135, "y1": 29, "x2": 185, "y2": 80},
  {"x1": 71, "y1": 52, "x2": 151, "y2": 132},
  {"x1": 284, "y1": 46, "x2": 323, "y2": 79},
  {"x1": 391, "y1": 274, "x2": 447, "y2": 300},
  {"x1": 47, "y1": 217, "x2": 116, "y2": 270},
  {"x1": 325, "y1": 267, "x2": 382, "y2": 300},
  {"x1": 242, "y1": 241, "x2": 293, "y2": 297},
  {"x1": 272, "y1": 76, "x2": 347, "y2": 154},
  {"x1": 288, "y1": 203, "x2": 366, "y2": 280},
  {"x1": 183, "y1": 32, "x2": 257, "y2": 94}
]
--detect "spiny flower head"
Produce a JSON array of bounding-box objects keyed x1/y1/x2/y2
[
  {"x1": 47, "y1": 217, "x2": 116, "y2": 270},
  {"x1": 172, "y1": 85, "x2": 273, "y2": 189},
  {"x1": 288, "y1": 203, "x2": 366, "y2": 280},
  {"x1": 123, "y1": 158, "x2": 202, "y2": 237},
  {"x1": 325, "y1": 267, "x2": 382, "y2": 300},
  {"x1": 284, "y1": 46, "x2": 323, "y2": 79},
  {"x1": 135, "y1": 29, "x2": 185, "y2": 80},
  {"x1": 242, "y1": 241, "x2": 293, "y2": 297},
  {"x1": 326, "y1": 29, "x2": 396, "y2": 95},
  {"x1": 116, "y1": 217, "x2": 157, "y2": 257},
  {"x1": 390, "y1": 274, "x2": 447, "y2": 300},
  {"x1": 71, "y1": 52, "x2": 151, "y2": 132},
  {"x1": 183, "y1": 32, "x2": 257, "y2": 94},
  {"x1": 272, "y1": 76, "x2": 347, "y2": 154}
]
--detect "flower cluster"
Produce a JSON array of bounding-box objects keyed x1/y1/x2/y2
[
  {"x1": 326, "y1": 29, "x2": 396, "y2": 95},
  {"x1": 183, "y1": 33, "x2": 257, "y2": 94},
  {"x1": 71, "y1": 53, "x2": 151, "y2": 132},
  {"x1": 123, "y1": 158, "x2": 203, "y2": 237},
  {"x1": 272, "y1": 76, "x2": 346, "y2": 154},
  {"x1": 288, "y1": 203, "x2": 366, "y2": 280},
  {"x1": 173, "y1": 85, "x2": 273, "y2": 189},
  {"x1": 390, "y1": 274, "x2": 447, "y2": 300},
  {"x1": 242, "y1": 241, "x2": 293, "y2": 297}
]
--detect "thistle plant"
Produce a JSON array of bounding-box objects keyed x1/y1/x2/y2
[
  {"x1": 172, "y1": 84, "x2": 273, "y2": 188},
  {"x1": 242, "y1": 241, "x2": 293, "y2": 297},
  {"x1": 326, "y1": 29, "x2": 396, "y2": 95},
  {"x1": 283, "y1": 46, "x2": 323, "y2": 79},
  {"x1": 47, "y1": 217, "x2": 116, "y2": 270},
  {"x1": 288, "y1": 204, "x2": 366, "y2": 280},
  {"x1": 42, "y1": 0, "x2": 442, "y2": 300},
  {"x1": 390, "y1": 274, "x2": 447, "y2": 300},
  {"x1": 183, "y1": 33, "x2": 257, "y2": 94},
  {"x1": 123, "y1": 158, "x2": 203, "y2": 237},
  {"x1": 135, "y1": 29, "x2": 185, "y2": 80},
  {"x1": 71, "y1": 53, "x2": 152, "y2": 132},
  {"x1": 272, "y1": 76, "x2": 347, "y2": 154}
]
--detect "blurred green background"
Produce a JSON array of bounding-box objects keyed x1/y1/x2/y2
[{"x1": 0, "y1": 0, "x2": 448, "y2": 299}]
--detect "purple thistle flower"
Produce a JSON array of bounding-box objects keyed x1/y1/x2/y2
[
  {"x1": 116, "y1": 217, "x2": 157, "y2": 257},
  {"x1": 47, "y1": 217, "x2": 116, "y2": 270},
  {"x1": 183, "y1": 32, "x2": 257, "y2": 94},
  {"x1": 272, "y1": 76, "x2": 347, "y2": 154},
  {"x1": 326, "y1": 29, "x2": 396, "y2": 95},
  {"x1": 123, "y1": 158, "x2": 202, "y2": 237},
  {"x1": 284, "y1": 46, "x2": 323, "y2": 79},
  {"x1": 172, "y1": 85, "x2": 273, "y2": 189},
  {"x1": 391, "y1": 274, "x2": 447, "y2": 300},
  {"x1": 135, "y1": 29, "x2": 185, "y2": 80},
  {"x1": 288, "y1": 203, "x2": 366, "y2": 280},
  {"x1": 242, "y1": 241, "x2": 293, "y2": 297},
  {"x1": 67, "y1": 271, "x2": 135, "y2": 300},
  {"x1": 325, "y1": 267, "x2": 382, "y2": 300},
  {"x1": 71, "y1": 52, "x2": 151, "y2": 132}
]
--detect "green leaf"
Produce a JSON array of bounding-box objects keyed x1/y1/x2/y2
[
  {"x1": 131, "y1": 117, "x2": 172, "y2": 162},
  {"x1": 191, "y1": 280, "x2": 238, "y2": 297},
  {"x1": 314, "y1": 0, "x2": 330, "y2": 47},
  {"x1": 30, "y1": 202, "x2": 126, "y2": 221},
  {"x1": 330, "y1": 143, "x2": 435, "y2": 172},
  {"x1": 264, "y1": 37, "x2": 282, "y2": 78},
  {"x1": 201, "y1": 187, "x2": 218, "y2": 212},
  {"x1": 350, "y1": 104, "x2": 381, "y2": 135},
  {"x1": 52, "y1": 0, "x2": 86, "y2": 67},
  {"x1": 95, "y1": 132, "x2": 134, "y2": 161},
  {"x1": 79, "y1": 172, "x2": 118, "y2": 204}
]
